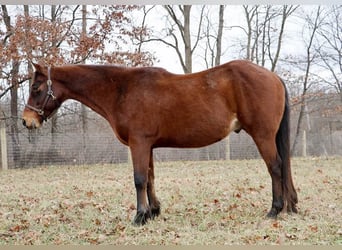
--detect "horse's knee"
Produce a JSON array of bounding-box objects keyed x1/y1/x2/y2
[{"x1": 134, "y1": 172, "x2": 147, "y2": 190}]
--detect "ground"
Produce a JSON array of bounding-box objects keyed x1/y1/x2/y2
[{"x1": 0, "y1": 157, "x2": 341, "y2": 245}]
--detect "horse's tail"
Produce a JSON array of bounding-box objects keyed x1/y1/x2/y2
[{"x1": 276, "y1": 79, "x2": 298, "y2": 213}]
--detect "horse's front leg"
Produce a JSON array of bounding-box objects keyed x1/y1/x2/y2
[
  {"x1": 130, "y1": 142, "x2": 152, "y2": 225},
  {"x1": 147, "y1": 150, "x2": 161, "y2": 219}
]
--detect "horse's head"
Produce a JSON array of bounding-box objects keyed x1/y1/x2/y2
[{"x1": 22, "y1": 63, "x2": 62, "y2": 129}]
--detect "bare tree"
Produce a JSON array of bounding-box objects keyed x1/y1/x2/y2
[
  {"x1": 215, "y1": 5, "x2": 225, "y2": 66},
  {"x1": 139, "y1": 5, "x2": 205, "y2": 73},
  {"x1": 243, "y1": 5, "x2": 258, "y2": 61},
  {"x1": 242, "y1": 5, "x2": 298, "y2": 71},
  {"x1": 315, "y1": 6, "x2": 342, "y2": 101},
  {"x1": 291, "y1": 6, "x2": 324, "y2": 155},
  {"x1": 81, "y1": 5, "x2": 87, "y2": 127},
  {"x1": 50, "y1": 5, "x2": 59, "y2": 141},
  {"x1": 202, "y1": 5, "x2": 225, "y2": 68},
  {"x1": 269, "y1": 5, "x2": 298, "y2": 71},
  {"x1": 1, "y1": 5, "x2": 22, "y2": 166}
]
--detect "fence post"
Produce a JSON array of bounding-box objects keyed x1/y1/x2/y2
[
  {"x1": 127, "y1": 146, "x2": 132, "y2": 165},
  {"x1": 302, "y1": 130, "x2": 307, "y2": 157},
  {"x1": 0, "y1": 118, "x2": 8, "y2": 170},
  {"x1": 226, "y1": 136, "x2": 230, "y2": 160}
]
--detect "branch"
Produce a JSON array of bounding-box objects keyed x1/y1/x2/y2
[
  {"x1": 55, "y1": 5, "x2": 81, "y2": 48},
  {"x1": 191, "y1": 5, "x2": 205, "y2": 54},
  {"x1": 164, "y1": 5, "x2": 184, "y2": 37},
  {"x1": 0, "y1": 77, "x2": 30, "y2": 100}
]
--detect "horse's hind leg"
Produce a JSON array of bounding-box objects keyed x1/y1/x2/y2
[
  {"x1": 147, "y1": 150, "x2": 161, "y2": 218},
  {"x1": 253, "y1": 135, "x2": 284, "y2": 218}
]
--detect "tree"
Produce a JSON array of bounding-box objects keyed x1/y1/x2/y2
[
  {"x1": 269, "y1": 5, "x2": 298, "y2": 71},
  {"x1": 242, "y1": 5, "x2": 298, "y2": 71},
  {"x1": 291, "y1": 6, "x2": 324, "y2": 155},
  {"x1": 315, "y1": 6, "x2": 342, "y2": 101},
  {"x1": 139, "y1": 5, "x2": 205, "y2": 73},
  {"x1": 202, "y1": 5, "x2": 225, "y2": 68},
  {"x1": 1, "y1": 5, "x2": 22, "y2": 166}
]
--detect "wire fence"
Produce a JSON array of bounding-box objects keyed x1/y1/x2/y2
[
  {"x1": 3, "y1": 130, "x2": 260, "y2": 168},
  {"x1": 2, "y1": 126, "x2": 342, "y2": 169}
]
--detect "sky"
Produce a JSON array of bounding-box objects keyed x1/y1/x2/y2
[{"x1": 139, "y1": 5, "x2": 308, "y2": 74}]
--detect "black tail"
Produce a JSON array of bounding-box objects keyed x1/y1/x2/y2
[{"x1": 276, "y1": 79, "x2": 298, "y2": 213}]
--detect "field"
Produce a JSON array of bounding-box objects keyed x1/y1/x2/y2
[{"x1": 0, "y1": 157, "x2": 341, "y2": 245}]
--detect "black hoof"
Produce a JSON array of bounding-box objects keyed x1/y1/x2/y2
[
  {"x1": 266, "y1": 208, "x2": 279, "y2": 219},
  {"x1": 133, "y1": 210, "x2": 151, "y2": 226},
  {"x1": 151, "y1": 206, "x2": 161, "y2": 219},
  {"x1": 287, "y1": 204, "x2": 298, "y2": 214}
]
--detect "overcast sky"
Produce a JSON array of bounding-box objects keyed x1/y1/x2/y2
[{"x1": 138, "y1": 5, "x2": 312, "y2": 74}]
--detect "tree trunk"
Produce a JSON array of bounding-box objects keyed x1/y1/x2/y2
[
  {"x1": 183, "y1": 5, "x2": 192, "y2": 73},
  {"x1": 215, "y1": 5, "x2": 224, "y2": 67},
  {"x1": 2, "y1": 5, "x2": 21, "y2": 167},
  {"x1": 81, "y1": 5, "x2": 88, "y2": 163},
  {"x1": 291, "y1": 6, "x2": 322, "y2": 155}
]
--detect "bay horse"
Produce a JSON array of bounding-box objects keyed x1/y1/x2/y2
[{"x1": 22, "y1": 60, "x2": 298, "y2": 225}]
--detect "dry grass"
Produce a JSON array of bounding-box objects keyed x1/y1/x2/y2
[{"x1": 0, "y1": 157, "x2": 341, "y2": 245}]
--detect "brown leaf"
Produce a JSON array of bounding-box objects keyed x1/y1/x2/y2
[
  {"x1": 309, "y1": 225, "x2": 318, "y2": 233},
  {"x1": 272, "y1": 221, "x2": 281, "y2": 228},
  {"x1": 86, "y1": 191, "x2": 94, "y2": 198},
  {"x1": 285, "y1": 233, "x2": 298, "y2": 240},
  {"x1": 94, "y1": 218, "x2": 101, "y2": 226},
  {"x1": 228, "y1": 203, "x2": 238, "y2": 210},
  {"x1": 235, "y1": 193, "x2": 242, "y2": 198},
  {"x1": 9, "y1": 225, "x2": 21, "y2": 232}
]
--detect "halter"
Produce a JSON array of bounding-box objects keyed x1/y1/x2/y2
[{"x1": 25, "y1": 66, "x2": 60, "y2": 121}]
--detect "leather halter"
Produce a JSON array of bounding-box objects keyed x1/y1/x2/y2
[{"x1": 25, "y1": 66, "x2": 60, "y2": 121}]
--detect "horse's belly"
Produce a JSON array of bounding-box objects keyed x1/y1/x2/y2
[{"x1": 156, "y1": 116, "x2": 241, "y2": 148}]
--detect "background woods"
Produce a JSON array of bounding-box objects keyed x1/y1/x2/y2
[{"x1": 0, "y1": 5, "x2": 341, "y2": 168}]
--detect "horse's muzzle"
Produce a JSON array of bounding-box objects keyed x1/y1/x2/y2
[
  {"x1": 22, "y1": 118, "x2": 40, "y2": 129},
  {"x1": 22, "y1": 110, "x2": 42, "y2": 129}
]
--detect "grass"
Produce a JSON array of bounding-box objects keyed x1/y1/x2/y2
[{"x1": 0, "y1": 157, "x2": 341, "y2": 245}]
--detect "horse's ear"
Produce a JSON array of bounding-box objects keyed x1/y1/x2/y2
[
  {"x1": 28, "y1": 59, "x2": 42, "y2": 73},
  {"x1": 31, "y1": 62, "x2": 43, "y2": 73}
]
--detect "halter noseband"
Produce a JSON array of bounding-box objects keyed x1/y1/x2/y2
[{"x1": 25, "y1": 66, "x2": 60, "y2": 121}]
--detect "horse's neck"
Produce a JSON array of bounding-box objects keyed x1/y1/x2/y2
[{"x1": 57, "y1": 65, "x2": 123, "y2": 119}]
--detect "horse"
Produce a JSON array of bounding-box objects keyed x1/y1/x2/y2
[{"x1": 22, "y1": 60, "x2": 298, "y2": 225}]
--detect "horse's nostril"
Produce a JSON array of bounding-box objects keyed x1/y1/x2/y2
[{"x1": 22, "y1": 119, "x2": 27, "y2": 127}]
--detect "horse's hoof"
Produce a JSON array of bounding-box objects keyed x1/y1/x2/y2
[
  {"x1": 292, "y1": 206, "x2": 298, "y2": 214},
  {"x1": 151, "y1": 206, "x2": 161, "y2": 219},
  {"x1": 133, "y1": 211, "x2": 151, "y2": 226},
  {"x1": 287, "y1": 204, "x2": 298, "y2": 214},
  {"x1": 266, "y1": 208, "x2": 278, "y2": 219}
]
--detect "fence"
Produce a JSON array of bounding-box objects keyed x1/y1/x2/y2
[
  {"x1": 1, "y1": 129, "x2": 261, "y2": 168},
  {"x1": 1, "y1": 125, "x2": 342, "y2": 169}
]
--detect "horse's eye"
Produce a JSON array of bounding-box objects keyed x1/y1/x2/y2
[{"x1": 31, "y1": 82, "x2": 41, "y2": 92}]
